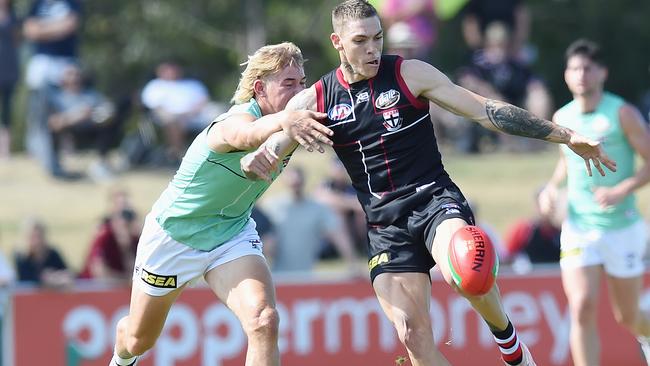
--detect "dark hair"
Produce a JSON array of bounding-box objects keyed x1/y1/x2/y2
[
  {"x1": 331, "y1": 0, "x2": 378, "y2": 32},
  {"x1": 565, "y1": 39, "x2": 605, "y2": 67}
]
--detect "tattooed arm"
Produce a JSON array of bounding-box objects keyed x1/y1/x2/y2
[
  {"x1": 241, "y1": 86, "x2": 325, "y2": 181},
  {"x1": 400, "y1": 58, "x2": 616, "y2": 176},
  {"x1": 400, "y1": 59, "x2": 569, "y2": 142}
]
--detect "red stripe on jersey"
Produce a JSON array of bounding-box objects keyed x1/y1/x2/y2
[
  {"x1": 314, "y1": 80, "x2": 325, "y2": 114},
  {"x1": 380, "y1": 136, "x2": 395, "y2": 192},
  {"x1": 395, "y1": 57, "x2": 428, "y2": 110},
  {"x1": 336, "y1": 67, "x2": 350, "y2": 89}
]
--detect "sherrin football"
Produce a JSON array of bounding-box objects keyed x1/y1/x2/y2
[{"x1": 447, "y1": 226, "x2": 499, "y2": 296}]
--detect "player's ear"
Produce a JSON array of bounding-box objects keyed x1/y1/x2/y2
[
  {"x1": 331, "y1": 33, "x2": 343, "y2": 51},
  {"x1": 253, "y1": 79, "x2": 266, "y2": 97}
]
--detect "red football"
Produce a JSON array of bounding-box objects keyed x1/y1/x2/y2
[{"x1": 447, "y1": 226, "x2": 499, "y2": 296}]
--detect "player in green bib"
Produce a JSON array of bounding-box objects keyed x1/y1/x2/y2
[
  {"x1": 540, "y1": 39, "x2": 650, "y2": 366},
  {"x1": 108, "y1": 42, "x2": 333, "y2": 366}
]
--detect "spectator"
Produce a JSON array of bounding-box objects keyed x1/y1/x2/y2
[
  {"x1": 379, "y1": 0, "x2": 438, "y2": 61},
  {"x1": 502, "y1": 189, "x2": 564, "y2": 274},
  {"x1": 44, "y1": 64, "x2": 119, "y2": 180},
  {"x1": 263, "y1": 166, "x2": 358, "y2": 274},
  {"x1": 457, "y1": 22, "x2": 552, "y2": 152},
  {"x1": 78, "y1": 208, "x2": 139, "y2": 283},
  {"x1": 314, "y1": 157, "x2": 367, "y2": 257},
  {"x1": 250, "y1": 205, "x2": 277, "y2": 262},
  {"x1": 141, "y1": 60, "x2": 226, "y2": 162},
  {"x1": 461, "y1": 0, "x2": 530, "y2": 61},
  {"x1": 0, "y1": 0, "x2": 19, "y2": 160},
  {"x1": 14, "y1": 218, "x2": 73, "y2": 288},
  {"x1": 22, "y1": 0, "x2": 81, "y2": 90}
]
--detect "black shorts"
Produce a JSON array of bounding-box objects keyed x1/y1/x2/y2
[{"x1": 367, "y1": 183, "x2": 475, "y2": 282}]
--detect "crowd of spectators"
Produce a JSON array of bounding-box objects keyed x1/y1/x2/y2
[{"x1": 0, "y1": 0, "x2": 647, "y2": 291}]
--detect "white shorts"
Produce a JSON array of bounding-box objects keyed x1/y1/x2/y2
[
  {"x1": 133, "y1": 215, "x2": 265, "y2": 296},
  {"x1": 560, "y1": 219, "x2": 648, "y2": 278}
]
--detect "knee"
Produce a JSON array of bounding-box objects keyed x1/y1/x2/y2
[
  {"x1": 242, "y1": 305, "x2": 280, "y2": 339},
  {"x1": 570, "y1": 296, "x2": 598, "y2": 325}
]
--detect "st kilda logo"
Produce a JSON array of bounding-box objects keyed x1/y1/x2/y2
[
  {"x1": 375, "y1": 89, "x2": 400, "y2": 109},
  {"x1": 382, "y1": 109, "x2": 402, "y2": 132}
]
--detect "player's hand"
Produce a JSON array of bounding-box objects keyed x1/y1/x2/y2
[
  {"x1": 566, "y1": 133, "x2": 617, "y2": 176},
  {"x1": 538, "y1": 185, "x2": 557, "y2": 217},
  {"x1": 240, "y1": 144, "x2": 279, "y2": 182},
  {"x1": 280, "y1": 110, "x2": 333, "y2": 153},
  {"x1": 593, "y1": 186, "x2": 627, "y2": 208}
]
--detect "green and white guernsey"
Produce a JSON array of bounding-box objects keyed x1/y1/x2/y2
[
  {"x1": 151, "y1": 99, "x2": 286, "y2": 251},
  {"x1": 557, "y1": 92, "x2": 639, "y2": 230}
]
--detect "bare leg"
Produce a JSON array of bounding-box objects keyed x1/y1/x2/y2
[
  {"x1": 373, "y1": 272, "x2": 451, "y2": 366},
  {"x1": 114, "y1": 284, "x2": 185, "y2": 359},
  {"x1": 561, "y1": 265, "x2": 601, "y2": 366},
  {"x1": 204, "y1": 255, "x2": 280, "y2": 366},
  {"x1": 607, "y1": 274, "x2": 650, "y2": 336}
]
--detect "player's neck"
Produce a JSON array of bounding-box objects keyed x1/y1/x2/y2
[
  {"x1": 256, "y1": 97, "x2": 275, "y2": 116},
  {"x1": 339, "y1": 62, "x2": 367, "y2": 84},
  {"x1": 574, "y1": 89, "x2": 604, "y2": 113}
]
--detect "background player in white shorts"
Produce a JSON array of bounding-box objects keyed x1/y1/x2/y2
[
  {"x1": 108, "y1": 42, "x2": 333, "y2": 366},
  {"x1": 540, "y1": 39, "x2": 650, "y2": 366}
]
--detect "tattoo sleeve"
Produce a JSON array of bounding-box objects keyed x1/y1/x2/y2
[{"x1": 485, "y1": 99, "x2": 571, "y2": 143}]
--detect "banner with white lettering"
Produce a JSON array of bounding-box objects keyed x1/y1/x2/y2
[{"x1": 9, "y1": 273, "x2": 650, "y2": 365}]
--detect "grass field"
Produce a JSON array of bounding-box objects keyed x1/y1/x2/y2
[{"x1": 2, "y1": 148, "x2": 649, "y2": 271}]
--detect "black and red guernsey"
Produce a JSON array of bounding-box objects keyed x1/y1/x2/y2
[{"x1": 315, "y1": 55, "x2": 453, "y2": 226}]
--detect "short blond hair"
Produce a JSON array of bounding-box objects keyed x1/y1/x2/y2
[{"x1": 231, "y1": 42, "x2": 304, "y2": 104}]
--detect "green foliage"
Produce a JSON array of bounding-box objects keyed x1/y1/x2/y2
[
  {"x1": 526, "y1": 0, "x2": 650, "y2": 106},
  {"x1": 12, "y1": 0, "x2": 650, "y2": 114}
]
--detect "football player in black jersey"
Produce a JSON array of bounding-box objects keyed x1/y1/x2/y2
[{"x1": 241, "y1": 2, "x2": 616, "y2": 365}]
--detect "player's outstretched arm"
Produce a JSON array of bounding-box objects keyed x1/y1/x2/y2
[
  {"x1": 207, "y1": 87, "x2": 331, "y2": 153},
  {"x1": 241, "y1": 86, "x2": 325, "y2": 181},
  {"x1": 400, "y1": 59, "x2": 616, "y2": 176}
]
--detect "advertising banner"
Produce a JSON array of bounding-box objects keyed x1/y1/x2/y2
[{"x1": 9, "y1": 272, "x2": 650, "y2": 366}]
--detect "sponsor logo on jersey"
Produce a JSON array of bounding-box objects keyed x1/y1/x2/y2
[
  {"x1": 368, "y1": 252, "x2": 390, "y2": 270},
  {"x1": 382, "y1": 109, "x2": 402, "y2": 131},
  {"x1": 328, "y1": 103, "x2": 353, "y2": 121},
  {"x1": 140, "y1": 269, "x2": 177, "y2": 288},
  {"x1": 375, "y1": 89, "x2": 400, "y2": 109},
  {"x1": 356, "y1": 91, "x2": 370, "y2": 103}
]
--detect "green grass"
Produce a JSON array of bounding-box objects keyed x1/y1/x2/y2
[{"x1": 2, "y1": 149, "x2": 649, "y2": 272}]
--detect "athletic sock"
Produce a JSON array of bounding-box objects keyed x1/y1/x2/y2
[
  {"x1": 111, "y1": 353, "x2": 138, "y2": 366},
  {"x1": 492, "y1": 321, "x2": 523, "y2": 365}
]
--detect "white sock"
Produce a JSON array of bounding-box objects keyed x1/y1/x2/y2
[{"x1": 112, "y1": 353, "x2": 137, "y2": 366}]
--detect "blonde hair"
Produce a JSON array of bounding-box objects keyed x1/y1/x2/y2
[{"x1": 231, "y1": 42, "x2": 304, "y2": 104}]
